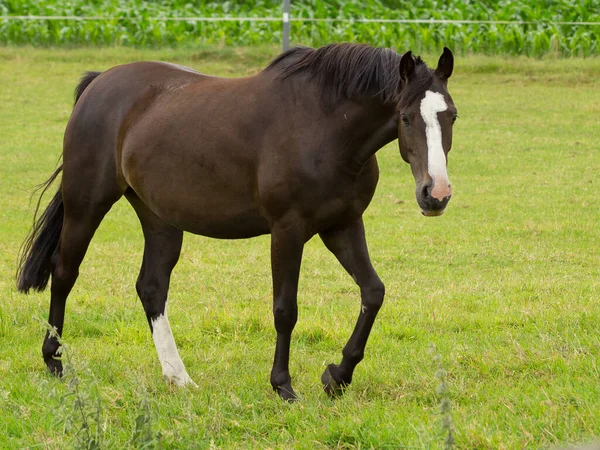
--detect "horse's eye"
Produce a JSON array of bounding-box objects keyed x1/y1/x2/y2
[
  {"x1": 452, "y1": 114, "x2": 458, "y2": 124},
  {"x1": 401, "y1": 114, "x2": 410, "y2": 126}
]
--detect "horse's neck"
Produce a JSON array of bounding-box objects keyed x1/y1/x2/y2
[
  {"x1": 271, "y1": 74, "x2": 398, "y2": 172},
  {"x1": 330, "y1": 98, "x2": 398, "y2": 172}
]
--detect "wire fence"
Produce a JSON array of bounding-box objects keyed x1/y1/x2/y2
[
  {"x1": 0, "y1": 9, "x2": 600, "y2": 56},
  {"x1": 2, "y1": 15, "x2": 599, "y2": 26}
]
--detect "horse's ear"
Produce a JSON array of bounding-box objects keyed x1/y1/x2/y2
[
  {"x1": 399, "y1": 51, "x2": 415, "y2": 84},
  {"x1": 435, "y1": 47, "x2": 454, "y2": 80}
]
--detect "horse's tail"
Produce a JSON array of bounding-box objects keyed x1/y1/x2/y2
[
  {"x1": 17, "y1": 167, "x2": 64, "y2": 293},
  {"x1": 74, "y1": 71, "x2": 101, "y2": 105},
  {"x1": 17, "y1": 71, "x2": 102, "y2": 293}
]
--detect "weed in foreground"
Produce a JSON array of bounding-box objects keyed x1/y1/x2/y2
[
  {"x1": 43, "y1": 321, "x2": 164, "y2": 449},
  {"x1": 431, "y1": 344, "x2": 455, "y2": 450},
  {"x1": 130, "y1": 388, "x2": 161, "y2": 449},
  {"x1": 44, "y1": 322, "x2": 105, "y2": 450}
]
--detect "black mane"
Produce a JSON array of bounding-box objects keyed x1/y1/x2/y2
[{"x1": 266, "y1": 43, "x2": 433, "y2": 107}]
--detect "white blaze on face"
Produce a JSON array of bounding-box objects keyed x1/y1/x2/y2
[
  {"x1": 420, "y1": 90, "x2": 451, "y2": 200},
  {"x1": 151, "y1": 312, "x2": 197, "y2": 387}
]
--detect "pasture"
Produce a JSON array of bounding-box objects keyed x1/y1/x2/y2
[{"x1": 0, "y1": 46, "x2": 599, "y2": 448}]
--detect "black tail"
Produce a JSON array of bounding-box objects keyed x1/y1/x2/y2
[
  {"x1": 74, "y1": 71, "x2": 101, "y2": 105},
  {"x1": 17, "y1": 71, "x2": 101, "y2": 294},
  {"x1": 17, "y1": 167, "x2": 64, "y2": 293}
]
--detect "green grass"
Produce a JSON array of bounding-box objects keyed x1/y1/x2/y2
[{"x1": 0, "y1": 46, "x2": 599, "y2": 449}]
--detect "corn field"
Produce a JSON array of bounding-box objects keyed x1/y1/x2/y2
[{"x1": 1, "y1": 1, "x2": 599, "y2": 57}]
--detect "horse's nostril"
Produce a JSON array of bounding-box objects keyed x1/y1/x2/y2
[{"x1": 421, "y1": 184, "x2": 431, "y2": 200}]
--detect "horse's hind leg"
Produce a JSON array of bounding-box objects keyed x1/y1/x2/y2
[
  {"x1": 269, "y1": 217, "x2": 307, "y2": 401},
  {"x1": 318, "y1": 218, "x2": 385, "y2": 396},
  {"x1": 43, "y1": 200, "x2": 118, "y2": 375},
  {"x1": 126, "y1": 191, "x2": 196, "y2": 387}
]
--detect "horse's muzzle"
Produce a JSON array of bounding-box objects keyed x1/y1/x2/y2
[{"x1": 417, "y1": 181, "x2": 452, "y2": 216}]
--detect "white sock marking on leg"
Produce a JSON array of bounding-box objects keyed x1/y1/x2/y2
[
  {"x1": 151, "y1": 312, "x2": 197, "y2": 387},
  {"x1": 420, "y1": 90, "x2": 450, "y2": 193}
]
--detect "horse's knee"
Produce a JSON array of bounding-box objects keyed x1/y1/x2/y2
[
  {"x1": 361, "y1": 278, "x2": 385, "y2": 311},
  {"x1": 273, "y1": 299, "x2": 298, "y2": 333}
]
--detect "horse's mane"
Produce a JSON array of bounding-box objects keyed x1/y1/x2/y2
[{"x1": 265, "y1": 43, "x2": 433, "y2": 107}]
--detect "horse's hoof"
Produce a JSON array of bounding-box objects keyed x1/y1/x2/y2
[
  {"x1": 45, "y1": 357, "x2": 63, "y2": 377},
  {"x1": 274, "y1": 384, "x2": 297, "y2": 402},
  {"x1": 321, "y1": 364, "x2": 346, "y2": 397},
  {"x1": 164, "y1": 372, "x2": 198, "y2": 388}
]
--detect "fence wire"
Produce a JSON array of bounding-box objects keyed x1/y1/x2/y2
[{"x1": 1, "y1": 16, "x2": 599, "y2": 26}]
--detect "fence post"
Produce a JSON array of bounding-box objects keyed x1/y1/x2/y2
[{"x1": 282, "y1": 0, "x2": 291, "y2": 51}]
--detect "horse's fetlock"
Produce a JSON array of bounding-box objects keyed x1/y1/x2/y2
[
  {"x1": 342, "y1": 347, "x2": 364, "y2": 366},
  {"x1": 328, "y1": 363, "x2": 352, "y2": 386},
  {"x1": 270, "y1": 370, "x2": 291, "y2": 389},
  {"x1": 42, "y1": 338, "x2": 61, "y2": 359}
]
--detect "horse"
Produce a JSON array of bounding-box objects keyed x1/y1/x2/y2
[{"x1": 17, "y1": 43, "x2": 457, "y2": 401}]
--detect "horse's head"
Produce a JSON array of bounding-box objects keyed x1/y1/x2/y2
[{"x1": 397, "y1": 48, "x2": 456, "y2": 217}]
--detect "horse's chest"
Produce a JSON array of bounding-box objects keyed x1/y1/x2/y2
[
  {"x1": 315, "y1": 161, "x2": 379, "y2": 220},
  {"x1": 311, "y1": 185, "x2": 374, "y2": 230},
  {"x1": 285, "y1": 169, "x2": 378, "y2": 232},
  {"x1": 258, "y1": 154, "x2": 379, "y2": 232}
]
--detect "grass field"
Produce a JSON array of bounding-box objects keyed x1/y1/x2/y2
[{"x1": 0, "y1": 46, "x2": 599, "y2": 449}]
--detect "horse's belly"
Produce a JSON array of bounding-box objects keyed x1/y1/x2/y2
[
  {"x1": 122, "y1": 137, "x2": 270, "y2": 238},
  {"x1": 178, "y1": 212, "x2": 270, "y2": 239},
  {"x1": 137, "y1": 185, "x2": 270, "y2": 239}
]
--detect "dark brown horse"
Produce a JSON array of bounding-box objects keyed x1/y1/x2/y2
[{"x1": 17, "y1": 43, "x2": 457, "y2": 400}]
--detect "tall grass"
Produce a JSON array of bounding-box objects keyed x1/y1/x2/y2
[{"x1": 1, "y1": 0, "x2": 599, "y2": 55}]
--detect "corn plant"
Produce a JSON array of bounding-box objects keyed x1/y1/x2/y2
[{"x1": 0, "y1": 1, "x2": 598, "y2": 56}]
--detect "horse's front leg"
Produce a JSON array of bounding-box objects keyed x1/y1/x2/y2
[
  {"x1": 319, "y1": 218, "x2": 385, "y2": 396},
  {"x1": 269, "y1": 218, "x2": 306, "y2": 401}
]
